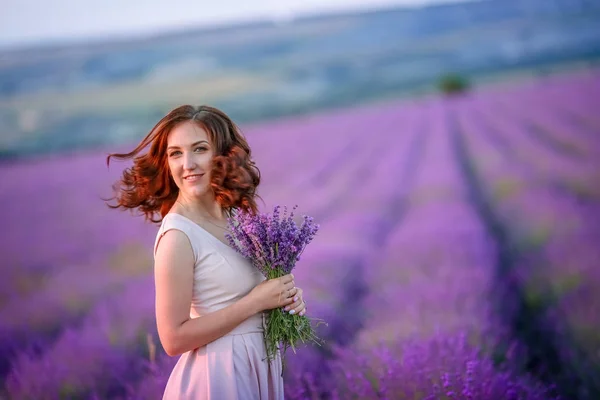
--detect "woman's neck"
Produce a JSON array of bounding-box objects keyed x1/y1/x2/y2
[{"x1": 174, "y1": 196, "x2": 226, "y2": 222}]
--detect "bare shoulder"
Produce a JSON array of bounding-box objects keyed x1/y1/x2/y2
[{"x1": 154, "y1": 228, "x2": 194, "y2": 272}]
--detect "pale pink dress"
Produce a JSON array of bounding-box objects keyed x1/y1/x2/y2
[{"x1": 153, "y1": 213, "x2": 285, "y2": 400}]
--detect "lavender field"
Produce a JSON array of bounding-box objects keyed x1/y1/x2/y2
[{"x1": 1, "y1": 69, "x2": 599, "y2": 399}]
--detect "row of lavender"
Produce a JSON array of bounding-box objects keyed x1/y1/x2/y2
[
  {"x1": 280, "y1": 70, "x2": 599, "y2": 398},
  {"x1": 451, "y1": 75, "x2": 600, "y2": 398},
  {"x1": 0, "y1": 69, "x2": 598, "y2": 399}
]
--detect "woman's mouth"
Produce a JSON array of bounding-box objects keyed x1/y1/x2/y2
[{"x1": 184, "y1": 174, "x2": 204, "y2": 182}]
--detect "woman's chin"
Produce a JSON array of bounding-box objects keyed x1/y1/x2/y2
[{"x1": 186, "y1": 186, "x2": 210, "y2": 199}]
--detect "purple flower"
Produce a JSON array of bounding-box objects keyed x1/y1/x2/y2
[
  {"x1": 225, "y1": 205, "x2": 320, "y2": 277},
  {"x1": 224, "y1": 205, "x2": 325, "y2": 365}
]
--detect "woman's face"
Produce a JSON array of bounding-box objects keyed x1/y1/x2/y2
[{"x1": 166, "y1": 120, "x2": 215, "y2": 200}]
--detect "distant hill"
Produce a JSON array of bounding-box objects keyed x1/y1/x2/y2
[{"x1": 0, "y1": 0, "x2": 599, "y2": 159}]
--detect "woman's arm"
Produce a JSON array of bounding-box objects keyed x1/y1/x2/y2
[
  {"x1": 154, "y1": 229, "x2": 259, "y2": 357},
  {"x1": 154, "y1": 229, "x2": 297, "y2": 357}
]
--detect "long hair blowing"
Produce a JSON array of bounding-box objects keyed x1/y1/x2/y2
[{"x1": 105, "y1": 105, "x2": 261, "y2": 223}]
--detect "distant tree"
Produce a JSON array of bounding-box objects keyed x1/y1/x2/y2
[{"x1": 438, "y1": 73, "x2": 470, "y2": 95}]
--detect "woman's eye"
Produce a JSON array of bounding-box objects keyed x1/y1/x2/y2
[{"x1": 169, "y1": 147, "x2": 206, "y2": 157}]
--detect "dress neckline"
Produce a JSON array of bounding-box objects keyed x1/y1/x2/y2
[{"x1": 167, "y1": 212, "x2": 240, "y2": 255}]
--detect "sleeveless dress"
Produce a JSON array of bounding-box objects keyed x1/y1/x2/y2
[{"x1": 153, "y1": 213, "x2": 285, "y2": 400}]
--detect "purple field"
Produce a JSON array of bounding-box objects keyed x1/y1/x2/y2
[{"x1": 1, "y1": 69, "x2": 599, "y2": 399}]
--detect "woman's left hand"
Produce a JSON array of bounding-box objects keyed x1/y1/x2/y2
[{"x1": 283, "y1": 286, "x2": 306, "y2": 316}]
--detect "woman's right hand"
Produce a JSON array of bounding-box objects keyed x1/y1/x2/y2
[{"x1": 247, "y1": 273, "x2": 297, "y2": 313}]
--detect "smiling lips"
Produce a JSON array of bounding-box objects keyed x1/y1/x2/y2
[{"x1": 184, "y1": 174, "x2": 204, "y2": 182}]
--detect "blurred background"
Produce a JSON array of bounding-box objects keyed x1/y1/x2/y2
[{"x1": 1, "y1": 0, "x2": 599, "y2": 399}]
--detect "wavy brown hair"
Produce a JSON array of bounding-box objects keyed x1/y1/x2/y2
[{"x1": 105, "y1": 105, "x2": 261, "y2": 224}]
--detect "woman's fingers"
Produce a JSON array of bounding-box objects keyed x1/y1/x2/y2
[
  {"x1": 278, "y1": 287, "x2": 297, "y2": 305},
  {"x1": 297, "y1": 301, "x2": 307, "y2": 316},
  {"x1": 283, "y1": 287, "x2": 305, "y2": 315},
  {"x1": 291, "y1": 287, "x2": 302, "y2": 302},
  {"x1": 280, "y1": 274, "x2": 294, "y2": 284},
  {"x1": 278, "y1": 294, "x2": 295, "y2": 307},
  {"x1": 278, "y1": 283, "x2": 294, "y2": 301},
  {"x1": 278, "y1": 278, "x2": 302, "y2": 309},
  {"x1": 284, "y1": 299, "x2": 306, "y2": 315},
  {"x1": 283, "y1": 298, "x2": 299, "y2": 311},
  {"x1": 284, "y1": 285, "x2": 300, "y2": 300}
]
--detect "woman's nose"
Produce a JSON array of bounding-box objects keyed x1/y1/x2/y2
[{"x1": 183, "y1": 152, "x2": 196, "y2": 170}]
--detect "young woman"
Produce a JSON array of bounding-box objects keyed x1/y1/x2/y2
[{"x1": 106, "y1": 105, "x2": 307, "y2": 399}]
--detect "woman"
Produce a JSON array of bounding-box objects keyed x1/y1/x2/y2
[{"x1": 106, "y1": 105, "x2": 307, "y2": 399}]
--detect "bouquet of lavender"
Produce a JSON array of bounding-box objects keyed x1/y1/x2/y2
[{"x1": 225, "y1": 205, "x2": 325, "y2": 364}]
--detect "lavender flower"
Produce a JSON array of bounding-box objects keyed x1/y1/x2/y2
[{"x1": 225, "y1": 205, "x2": 325, "y2": 365}]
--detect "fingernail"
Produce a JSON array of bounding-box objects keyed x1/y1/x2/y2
[
  {"x1": 289, "y1": 309, "x2": 296, "y2": 315},
  {"x1": 284, "y1": 306, "x2": 289, "y2": 311},
  {"x1": 293, "y1": 296, "x2": 298, "y2": 302}
]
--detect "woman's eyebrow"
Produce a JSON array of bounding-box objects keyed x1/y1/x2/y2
[{"x1": 167, "y1": 140, "x2": 209, "y2": 150}]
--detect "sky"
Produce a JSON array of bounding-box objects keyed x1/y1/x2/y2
[{"x1": 0, "y1": 0, "x2": 466, "y2": 49}]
